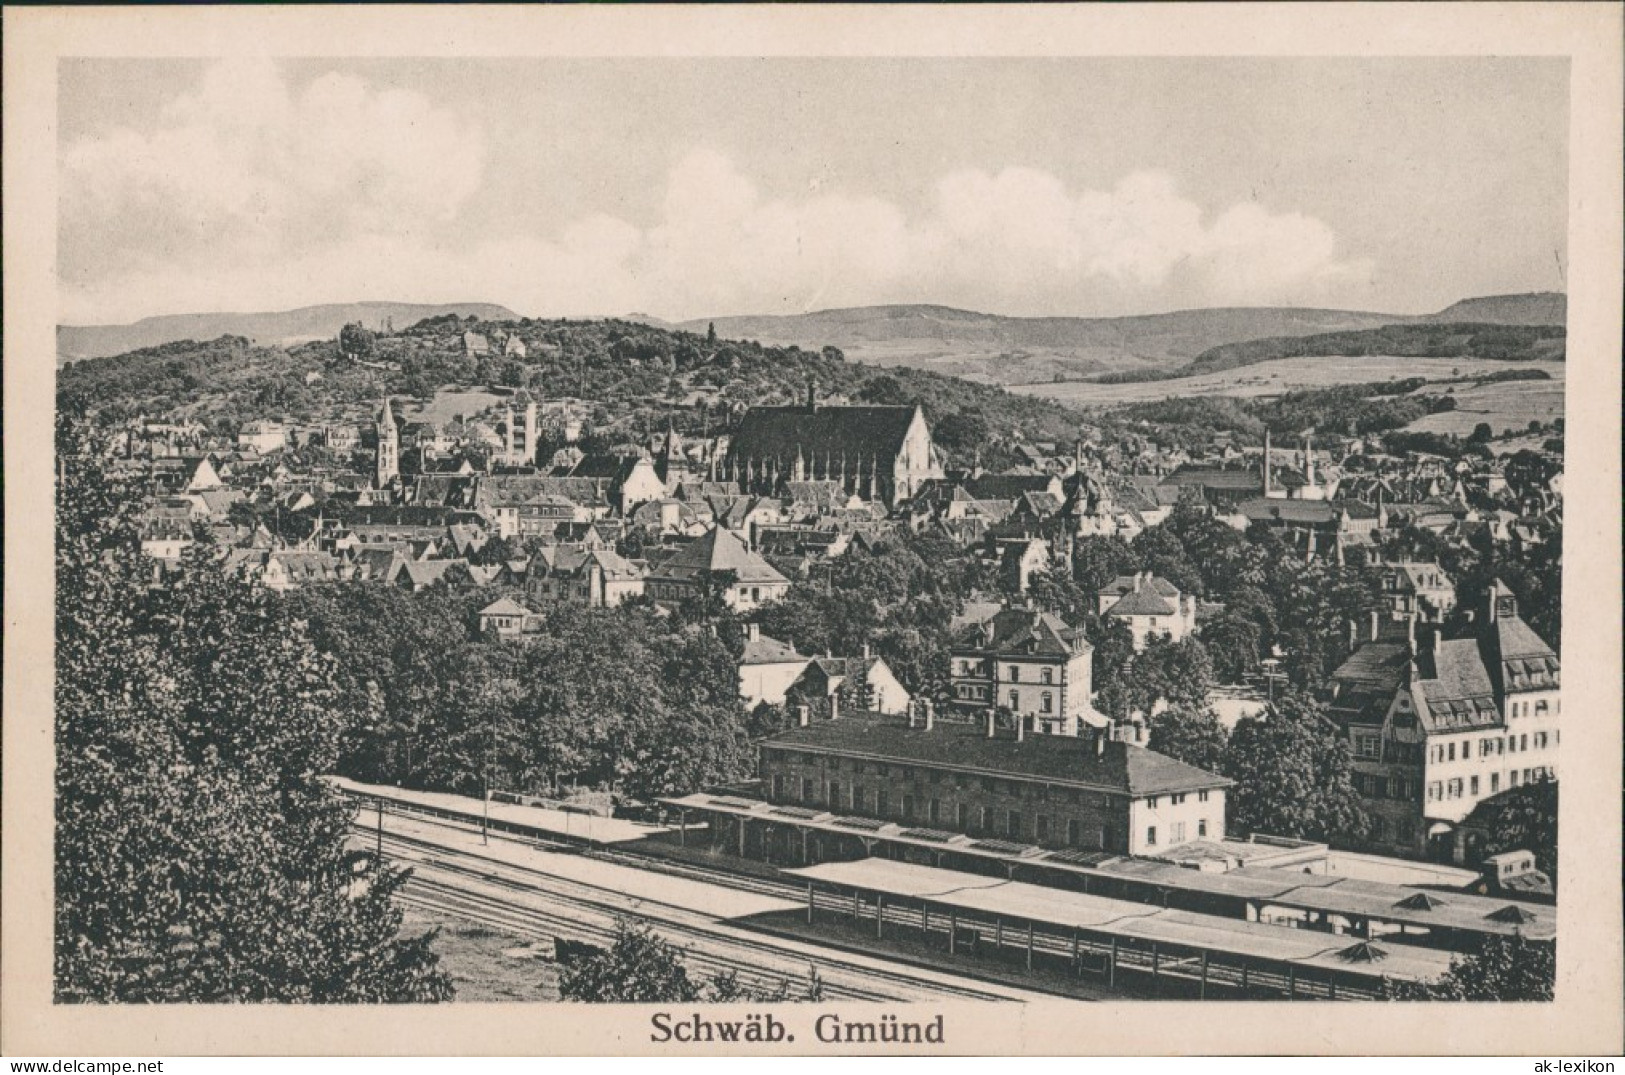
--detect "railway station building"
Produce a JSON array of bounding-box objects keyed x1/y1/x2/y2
[{"x1": 726, "y1": 708, "x2": 1231, "y2": 861}]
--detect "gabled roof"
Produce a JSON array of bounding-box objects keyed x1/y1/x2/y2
[
  {"x1": 1331, "y1": 641, "x2": 1411, "y2": 696},
  {"x1": 1415, "y1": 639, "x2": 1500, "y2": 733},
  {"x1": 478, "y1": 475, "x2": 608, "y2": 508},
  {"x1": 1100, "y1": 575, "x2": 1181, "y2": 599},
  {"x1": 651, "y1": 526, "x2": 789, "y2": 586},
  {"x1": 729, "y1": 404, "x2": 921, "y2": 464},
  {"x1": 1237, "y1": 498, "x2": 1338, "y2": 525},
  {"x1": 1163, "y1": 465, "x2": 1262, "y2": 491},
  {"x1": 1105, "y1": 589, "x2": 1178, "y2": 617},
  {"x1": 954, "y1": 607, "x2": 1089, "y2": 658},
  {"x1": 479, "y1": 597, "x2": 532, "y2": 618},
  {"x1": 741, "y1": 631, "x2": 805, "y2": 666}
]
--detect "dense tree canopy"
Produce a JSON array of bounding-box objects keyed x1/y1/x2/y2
[
  {"x1": 1221, "y1": 690, "x2": 1366, "y2": 844},
  {"x1": 1388, "y1": 934, "x2": 1555, "y2": 1001},
  {"x1": 55, "y1": 419, "x2": 451, "y2": 1002},
  {"x1": 1147, "y1": 704, "x2": 1231, "y2": 775},
  {"x1": 558, "y1": 920, "x2": 823, "y2": 1003}
]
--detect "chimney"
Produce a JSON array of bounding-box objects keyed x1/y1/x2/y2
[
  {"x1": 923, "y1": 699, "x2": 934, "y2": 732},
  {"x1": 907, "y1": 700, "x2": 919, "y2": 730},
  {"x1": 1095, "y1": 729, "x2": 1106, "y2": 758},
  {"x1": 796, "y1": 705, "x2": 810, "y2": 728},
  {"x1": 828, "y1": 692, "x2": 839, "y2": 720},
  {"x1": 1016, "y1": 714, "x2": 1026, "y2": 743},
  {"x1": 861, "y1": 642, "x2": 871, "y2": 659},
  {"x1": 1133, "y1": 573, "x2": 1143, "y2": 593},
  {"x1": 747, "y1": 623, "x2": 761, "y2": 642},
  {"x1": 1263, "y1": 429, "x2": 1273, "y2": 496},
  {"x1": 1369, "y1": 608, "x2": 1380, "y2": 642},
  {"x1": 986, "y1": 710, "x2": 997, "y2": 739}
]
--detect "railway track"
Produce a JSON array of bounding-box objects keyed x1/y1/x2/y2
[
  {"x1": 353, "y1": 791, "x2": 804, "y2": 903},
  {"x1": 366, "y1": 822, "x2": 1033, "y2": 1002}
]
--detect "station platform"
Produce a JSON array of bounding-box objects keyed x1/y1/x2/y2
[
  {"x1": 328, "y1": 775, "x2": 670, "y2": 847},
  {"x1": 785, "y1": 858, "x2": 1460, "y2": 999}
]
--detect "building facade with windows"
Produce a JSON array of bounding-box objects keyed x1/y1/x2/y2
[
  {"x1": 1096, "y1": 573, "x2": 1199, "y2": 651},
  {"x1": 645, "y1": 525, "x2": 792, "y2": 611},
  {"x1": 757, "y1": 712, "x2": 1231, "y2": 857},
  {"x1": 948, "y1": 607, "x2": 1105, "y2": 736},
  {"x1": 1330, "y1": 581, "x2": 1559, "y2": 861}
]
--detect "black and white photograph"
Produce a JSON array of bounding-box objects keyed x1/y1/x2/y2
[{"x1": 4, "y1": 2, "x2": 1621, "y2": 1061}]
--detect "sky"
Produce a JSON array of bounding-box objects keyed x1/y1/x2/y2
[{"x1": 57, "y1": 57, "x2": 1569, "y2": 325}]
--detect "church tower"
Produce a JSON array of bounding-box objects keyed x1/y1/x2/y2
[{"x1": 375, "y1": 398, "x2": 399, "y2": 488}]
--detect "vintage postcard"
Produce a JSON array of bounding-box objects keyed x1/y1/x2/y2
[{"x1": 3, "y1": 2, "x2": 1621, "y2": 1059}]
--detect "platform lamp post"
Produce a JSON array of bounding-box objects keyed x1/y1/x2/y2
[
  {"x1": 1259, "y1": 657, "x2": 1286, "y2": 705},
  {"x1": 482, "y1": 705, "x2": 494, "y2": 846}
]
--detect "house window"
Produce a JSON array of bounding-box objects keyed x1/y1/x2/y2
[
  {"x1": 1427, "y1": 781, "x2": 1442, "y2": 802},
  {"x1": 1198, "y1": 790, "x2": 1209, "y2": 803},
  {"x1": 1470, "y1": 775, "x2": 1479, "y2": 796},
  {"x1": 1146, "y1": 826, "x2": 1157, "y2": 847},
  {"x1": 1009, "y1": 690, "x2": 1019, "y2": 709},
  {"x1": 829, "y1": 781, "x2": 840, "y2": 806},
  {"x1": 1521, "y1": 734, "x2": 1528, "y2": 751},
  {"x1": 1535, "y1": 732, "x2": 1548, "y2": 749},
  {"x1": 1041, "y1": 692, "x2": 1054, "y2": 714},
  {"x1": 1198, "y1": 819, "x2": 1208, "y2": 838},
  {"x1": 1510, "y1": 770, "x2": 1521, "y2": 787},
  {"x1": 801, "y1": 777, "x2": 813, "y2": 802},
  {"x1": 1041, "y1": 668, "x2": 1053, "y2": 685},
  {"x1": 1171, "y1": 821, "x2": 1186, "y2": 844},
  {"x1": 1447, "y1": 742, "x2": 1456, "y2": 762},
  {"x1": 1447, "y1": 778, "x2": 1463, "y2": 799},
  {"x1": 1146, "y1": 796, "x2": 1159, "y2": 809},
  {"x1": 1010, "y1": 666, "x2": 1021, "y2": 683},
  {"x1": 1491, "y1": 773, "x2": 1500, "y2": 793},
  {"x1": 1171, "y1": 793, "x2": 1186, "y2": 805},
  {"x1": 1355, "y1": 734, "x2": 1381, "y2": 760}
]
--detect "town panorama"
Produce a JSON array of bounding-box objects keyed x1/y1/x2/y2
[{"x1": 56, "y1": 304, "x2": 1564, "y2": 1005}]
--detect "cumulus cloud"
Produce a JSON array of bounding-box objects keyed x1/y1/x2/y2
[
  {"x1": 60, "y1": 62, "x2": 1370, "y2": 323},
  {"x1": 60, "y1": 60, "x2": 486, "y2": 319}
]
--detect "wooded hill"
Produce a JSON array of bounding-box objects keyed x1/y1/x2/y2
[
  {"x1": 57, "y1": 315, "x2": 1094, "y2": 464},
  {"x1": 1175, "y1": 323, "x2": 1565, "y2": 378}
]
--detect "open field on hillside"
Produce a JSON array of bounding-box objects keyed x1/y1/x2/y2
[
  {"x1": 410, "y1": 388, "x2": 510, "y2": 425},
  {"x1": 1007, "y1": 357, "x2": 1565, "y2": 408},
  {"x1": 1403, "y1": 374, "x2": 1566, "y2": 437},
  {"x1": 833, "y1": 341, "x2": 1121, "y2": 385}
]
